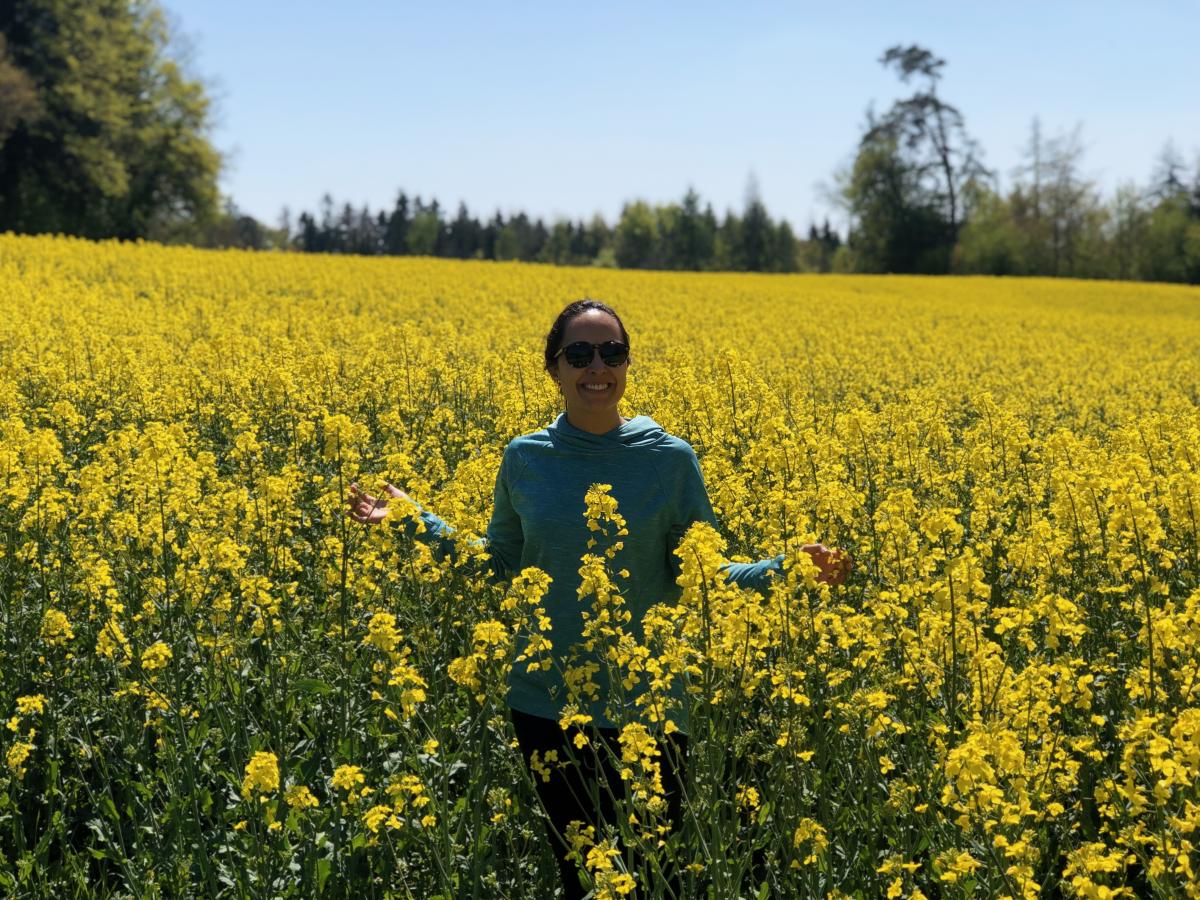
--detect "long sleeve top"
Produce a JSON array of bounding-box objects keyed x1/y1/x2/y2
[{"x1": 397, "y1": 413, "x2": 782, "y2": 727}]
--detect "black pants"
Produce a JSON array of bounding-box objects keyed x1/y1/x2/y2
[{"x1": 510, "y1": 707, "x2": 688, "y2": 899}]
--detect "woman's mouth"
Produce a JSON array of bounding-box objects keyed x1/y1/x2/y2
[{"x1": 581, "y1": 383, "x2": 611, "y2": 393}]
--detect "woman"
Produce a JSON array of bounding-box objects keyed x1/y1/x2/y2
[{"x1": 347, "y1": 299, "x2": 849, "y2": 897}]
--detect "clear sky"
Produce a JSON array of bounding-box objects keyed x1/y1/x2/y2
[{"x1": 162, "y1": 0, "x2": 1200, "y2": 233}]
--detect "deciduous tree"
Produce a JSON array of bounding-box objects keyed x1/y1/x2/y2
[{"x1": 0, "y1": 0, "x2": 221, "y2": 238}]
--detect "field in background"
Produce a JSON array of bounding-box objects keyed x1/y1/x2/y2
[{"x1": 2, "y1": 234, "x2": 1199, "y2": 897}]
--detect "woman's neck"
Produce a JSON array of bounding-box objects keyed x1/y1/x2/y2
[{"x1": 565, "y1": 409, "x2": 626, "y2": 435}]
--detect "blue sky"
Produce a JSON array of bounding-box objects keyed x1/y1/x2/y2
[{"x1": 163, "y1": 0, "x2": 1200, "y2": 232}]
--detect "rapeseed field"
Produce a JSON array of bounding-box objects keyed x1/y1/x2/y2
[{"x1": 2, "y1": 233, "x2": 1199, "y2": 897}]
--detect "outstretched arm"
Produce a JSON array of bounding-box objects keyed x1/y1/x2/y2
[
  {"x1": 718, "y1": 553, "x2": 786, "y2": 592},
  {"x1": 669, "y1": 446, "x2": 851, "y2": 593},
  {"x1": 346, "y1": 447, "x2": 525, "y2": 584},
  {"x1": 346, "y1": 481, "x2": 461, "y2": 558}
]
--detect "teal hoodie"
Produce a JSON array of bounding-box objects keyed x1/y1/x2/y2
[{"x1": 399, "y1": 413, "x2": 782, "y2": 728}]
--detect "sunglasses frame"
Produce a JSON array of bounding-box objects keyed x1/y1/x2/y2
[{"x1": 553, "y1": 340, "x2": 630, "y2": 369}]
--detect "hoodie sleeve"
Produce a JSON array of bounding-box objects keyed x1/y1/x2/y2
[
  {"x1": 390, "y1": 445, "x2": 524, "y2": 585},
  {"x1": 483, "y1": 444, "x2": 525, "y2": 581},
  {"x1": 666, "y1": 443, "x2": 783, "y2": 594}
]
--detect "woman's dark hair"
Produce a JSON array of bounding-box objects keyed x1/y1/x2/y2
[{"x1": 543, "y1": 299, "x2": 630, "y2": 373}]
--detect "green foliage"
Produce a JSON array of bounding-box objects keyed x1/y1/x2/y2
[
  {"x1": 407, "y1": 211, "x2": 442, "y2": 257},
  {"x1": 840, "y1": 45, "x2": 988, "y2": 274},
  {"x1": 286, "y1": 185, "x2": 800, "y2": 273},
  {"x1": 842, "y1": 135, "x2": 953, "y2": 274},
  {"x1": 0, "y1": 0, "x2": 221, "y2": 239},
  {"x1": 1141, "y1": 196, "x2": 1200, "y2": 284},
  {"x1": 946, "y1": 128, "x2": 1200, "y2": 284},
  {"x1": 609, "y1": 184, "x2": 798, "y2": 273},
  {"x1": 870, "y1": 45, "x2": 990, "y2": 234},
  {"x1": 0, "y1": 34, "x2": 41, "y2": 143},
  {"x1": 739, "y1": 193, "x2": 774, "y2": 272},
  {"x1": 188, "y1": 199, "x2": 289, "y2": 251},
  {"x1": 614, "y1": 200, "x2": 659, "y2": 268},
  {"x1": 953, "y1": 186, "x2": 1028, "y2": 276},
  {"x1": 799, "y1": 221, "x2": 843, "y2": 273},
  {"x1": 538, "y1": 219, "x2": 603, "y2": 266},
  {"x1": 660, "y1": 188, "x2": 716, "y2": 271}
]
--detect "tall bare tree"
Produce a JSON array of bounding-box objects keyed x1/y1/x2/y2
[{"x1": 865, "y1": 44, "x2": 991, "y2": 234}]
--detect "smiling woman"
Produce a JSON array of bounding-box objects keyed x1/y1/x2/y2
[
  {"x1": 346, "y1": 297, "x2": 850, "y2": 898},
  {"x1": 545, "y1": 299, "x2": 631, "y2": 434}
]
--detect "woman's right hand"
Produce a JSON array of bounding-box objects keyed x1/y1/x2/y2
[
  {"x1": 346, "y1": 482, "x2": 410, "y2": 526},
  {"x1": 800, "y1": 543, "x2": 853, "y2": 587}
]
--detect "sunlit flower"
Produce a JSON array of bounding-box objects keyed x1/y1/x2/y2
[{"x1": 242, "y1": 751, "x2": 280, "y2": 798}]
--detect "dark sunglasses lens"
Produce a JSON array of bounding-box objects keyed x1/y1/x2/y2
[
  {"x1": 563, "y1": 342, "x2": 594, "y2": 367},
  {"x1": 561, "y1": 341, "x2": 629, "y2": 367},
  {"x1": 600, "y1": 342, "x2": 629, "y2": 366}
]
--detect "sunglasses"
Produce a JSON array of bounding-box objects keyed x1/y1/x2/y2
[{"x1": 553, "y1": 340, "x2": 630, "y2": 368}]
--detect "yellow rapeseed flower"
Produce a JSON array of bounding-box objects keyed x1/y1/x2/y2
[
  {"x1": 285, "y1": 785, "x2": 319, "y2": 810},
  {"x1": 241, "y1": 751, "x2": 280, "y2": 799},
  {"x1": 332, "y1": 764, "x2": 365, "y2": 792},
  {"x1": 140, "y1": 641, "x2": 172, "y2": 671}
]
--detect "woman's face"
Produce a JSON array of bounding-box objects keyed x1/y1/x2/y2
[{"x1": 551, "y1": 310, "x2": 629, "y2": 425}]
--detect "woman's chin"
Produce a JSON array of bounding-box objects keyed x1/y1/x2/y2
[{"x1": 573, "y1": 386, "x2": 620, "y2": 407}]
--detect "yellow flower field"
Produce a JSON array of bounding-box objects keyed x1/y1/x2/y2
[{"x1": 2, "y1": 232, "x2": 1199, "y2": 897}]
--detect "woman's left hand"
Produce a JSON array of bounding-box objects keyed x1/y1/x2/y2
[
  {"x1": 346, "y1": 482, "x2": 409, "y2": 525},
  {"x1": 801, "y1": 543, "x2": 853, "y2": 586}
]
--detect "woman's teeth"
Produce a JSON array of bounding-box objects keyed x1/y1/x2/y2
[{"x1": 582, "y1": 384, "x2": 610, "y2": 392}]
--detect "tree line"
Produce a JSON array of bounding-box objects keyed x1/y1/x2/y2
[
  {"x1": 1, "y1": 2, "x2": 1197, "y2": 282},
  {"x1": 836, "y1": 46, "x2": 1200, "y2": 283},
  {"x1": 267, "y1": 184, "x2": 834, "y2": 273}
]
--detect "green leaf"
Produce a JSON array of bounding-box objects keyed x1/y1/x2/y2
[
  {"x1": 757, "y1": 800, "x2": 772, "y2": 826},
  {"x1": 315, "y1": 858, "x2": 331, "y2": 893},
  {"x1": 294, "y1": 678, "x2": 335, "y2": 694}
]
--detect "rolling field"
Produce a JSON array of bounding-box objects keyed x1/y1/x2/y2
[{"x1": 2, "y1": 233, "x2": 1200, "y2": 898}]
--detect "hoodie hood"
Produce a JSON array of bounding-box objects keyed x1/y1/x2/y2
[{"x1": 546, "y1": 413, "x2": 669, "y2": 454}]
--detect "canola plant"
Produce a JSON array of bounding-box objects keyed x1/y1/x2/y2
[{"x1": 2, "y1": 233, "x2": 1200, "y2": 897}]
